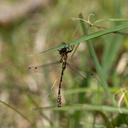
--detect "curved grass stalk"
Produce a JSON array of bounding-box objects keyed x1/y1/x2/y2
[{"x1": 0, "y1": 100, "x2": 32, "y2": 125}]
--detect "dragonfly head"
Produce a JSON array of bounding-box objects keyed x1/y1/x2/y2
[{"x1": 58, "y1": 42, "x2": 73, "y2": 55}]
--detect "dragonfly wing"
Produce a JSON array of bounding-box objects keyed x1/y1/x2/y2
[
  {"x1": 28, "y1": 60, "x2": 60, "y2": 71},
  {"x1": 67, "y1": 62, "x2": 87, "y2": 79}
]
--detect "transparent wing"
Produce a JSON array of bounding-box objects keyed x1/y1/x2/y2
[
  {"x1": 28, "y1": 60, "x2": 61, "y2": 71},
  {"x1": 67, "y1": 62, "x2": 94, "y2": 79}
]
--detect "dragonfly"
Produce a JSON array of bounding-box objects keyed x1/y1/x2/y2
[
  {"x1": 28, "y1": 19, "x2": 127, "y2": 107},
  {"x1": 56, "y1": 43, "x2": 73, "y2": 107},
  {"x1": 28, "y1": 42, "x2": 87, "y2": 107}
]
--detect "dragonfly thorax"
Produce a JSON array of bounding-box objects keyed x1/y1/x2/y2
[{"x1": 58, "y1": 42, "x2": 73, "y2": 56}]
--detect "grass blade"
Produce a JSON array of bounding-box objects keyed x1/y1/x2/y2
[
  {"x1": 36, "y1": 104, "x2": 128, "y2": 114},
  {"x1": 0, "y1": 100, "x2": 32, "y2": 125},
  {"x1": 40, "y1": 22, "x2": 128, "y2": 53},
  {"x1": 78, "y1": 13, "x2": 115, "y2": 104}
]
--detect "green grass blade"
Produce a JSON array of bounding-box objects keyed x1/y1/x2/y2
[
  {"x1": 38, "y1": 104, "x2": 128, "y2": 114},
  {"x1": 102, "y1": 36, "x2": 123, "y2": 80},
  {"x1": 40, "y1": 22, "x2": 128, "y2": 53},
  {"x1": 95, "y1": 18, "x2": 128, "y2": 24},
  {"x1": 52, "y1": 104, "x2": 128, "y2": 113},
  {"x1": 78, "y1": 13, "x2": 114, "y2": 103},
  {"x1": 101, "y1": 5, "x2": 124, "y2": 80},
  {"x1": 69, "y1": 22, "x2": 128, "y2": 46}
]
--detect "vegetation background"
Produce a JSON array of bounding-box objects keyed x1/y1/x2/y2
[{"x1": 0, "y1": 0, "x2": 128, "y2": 128}]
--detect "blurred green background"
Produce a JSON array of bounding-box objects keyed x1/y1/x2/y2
[{"x1": 0, "y1": 0, "x2": 128, "y2": 128}]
